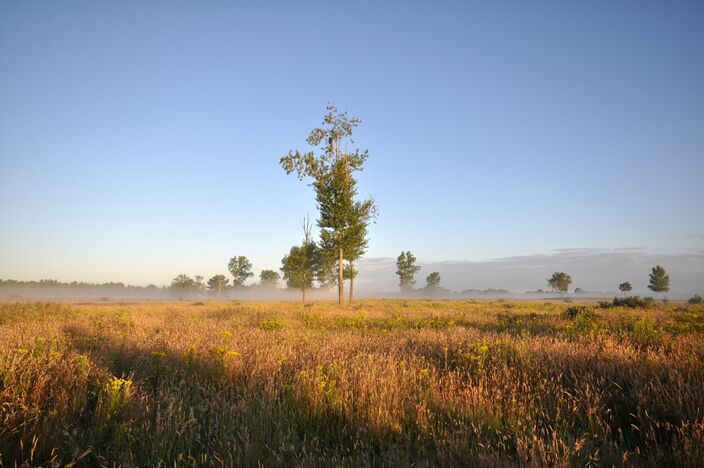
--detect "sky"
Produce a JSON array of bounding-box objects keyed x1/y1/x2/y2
[{"x1": 1, "y1": 1, "x2": 703, "y2": 293}]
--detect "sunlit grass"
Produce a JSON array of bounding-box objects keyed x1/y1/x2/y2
[{"x1": 1, "y1": 299, "x2": 703, "y2": 466}]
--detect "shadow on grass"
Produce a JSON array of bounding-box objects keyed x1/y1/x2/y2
[{"x1": 58, "y1": 325, "x2": 489, "y2": 466}]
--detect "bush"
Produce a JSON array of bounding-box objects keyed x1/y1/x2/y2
[
  {"x1": 630, "y1": 317, "x2": 658, "y2": 344},
  {"x1": 688, "y1": 295, "x2": 702, "y2": 305},
  {"x1": 562, "y1": 305, "x2": 597, "y2": 320},
  {"x1": 563, "y1": 306, "x2": 600, "y2": 334},
  {"x1": 600, "y1": 296, "x2": 648, "y2": 309},
  {"x1": 644, "y1": 297, "x2": 655, "y2": 304},
  {"x1": 258, "y1": 317, "x2": 283, "y2": 331}
]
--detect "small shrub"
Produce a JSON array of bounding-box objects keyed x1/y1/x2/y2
[
  {"x1": 258, "y1": 317, "x2": 283, "y2": 331},
  {"x1": 688, "y1": 295, "x2": 702, "y2": 305},
  {"x1": 563, "y1": 306, "x2": 600, "y2": 333},
  {"x1": 643, "y1": 297, "x2": 655, "y2": 304},
  {"x1": 630, "y1": 317, "x2": 658, "y2": 344},
  {"x1": 604, "y1": 296, "x2": 648, "y2": 309},
  {"x1": 563, "y1": 305, "x2": 597, "y2": 319}
]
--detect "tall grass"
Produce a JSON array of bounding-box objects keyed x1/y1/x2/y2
[{"x1": 1, "y1": 300, "x2": 703, "y2": 466}]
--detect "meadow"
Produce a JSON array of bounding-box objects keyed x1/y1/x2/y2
[{"x1": 1, "y1": 299, "x2": 703, "y2": 466}]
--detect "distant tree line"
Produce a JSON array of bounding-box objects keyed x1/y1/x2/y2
[{"x1": 0, "y1": 279, "x2": 170, "y2": 299}]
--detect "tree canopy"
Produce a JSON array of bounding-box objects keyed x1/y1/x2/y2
[
  {"x1": 207, "y1": 274, "x2": 229, "y2": 296},
  {"x1": 281, "y1": 220, "x2": 319, "y2": 303},
  {"x1": 619, "y1": 282, "x2": 632, "y2": 295},
  {"x1": 171, "y1": 274, "x2": 198, "y2": 290},
  {"x1": 648, "y1": 265, "x2": 670, "y2": 298},
  {"x1": 259, "y1": 270, "x2": 281, "y2": 288},
  {"x1": 396, "y1": 251, "x2": 421, "y2": 292},
  {"x1": 280, "y1": 105, "x2": 376, "y2": 304},
  {"x1": 228, "y1": 256, "x2": 253, "y2": 288},
  {"x1": 426, "y1": 272, "x2": 441, "y2": 290},
  {"x1": 547, "y1": 272, "x2": 572, "y2": 297}
]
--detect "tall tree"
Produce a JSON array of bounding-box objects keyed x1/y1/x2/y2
[
  {"x1": 396, "y1": 251, "x2": 421, "y2": 292},
  {"x1": 259, "y1": 270, "x2": 281, "y2": 288},
  {"x1": 281, "y1": 218, "x2": 319, "y2": 303},
  {"x1": 343, "y1": 199, "x2": 376, "y2": 303},
  {"x1": 618, "y1": 282, "x2": 632, "y2": 296},
  {"x1": 280, "y1": 105, "x2": 376, "y2": 305},
  {"x1": 207, "y1": 274, "x2": 229, "y2": 297},
  {"x1": 547, "y1": 272, "x2": 572, "y2": 298},
  {"x1": 228, "y1": 256, "x2": 253, "y2": 288},
  {"x1": 426, "y1": 272, "x2": 441, "y2": 290},
  {"x1": 648, "y1": 265, "x2": 670, "y2": 300}
]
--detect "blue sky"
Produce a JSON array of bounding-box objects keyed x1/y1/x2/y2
[{"x1": 1, "y1": 1, "x2": 703, "y2": 290}]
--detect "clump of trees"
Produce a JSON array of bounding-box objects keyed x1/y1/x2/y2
[
  {"x1": 170, "y1": 274, "x2": 203, "y2": 290},
  {"x1": 281, "y1": 105, "x2": 376, "y2": 304},
  {"x1": 281, "y1": 219, "x2": 320, "y2": 303}
]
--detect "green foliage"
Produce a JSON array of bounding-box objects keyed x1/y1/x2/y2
[
  {"x1": 688, "y1": 294, "x2": 702, "y2": 305},
  {"x1": 672, "y1": 311, "x2": 704, "y2": 332},
  {"x1": 562, "y1": 305, "x2": 597, "y2": 320},
  {"x1": 258, "y1": 317, "x2": 283, "y2": 331},
  {"x1": 599, "y1": 296, "x2": 648, "y2": 309},
  {"x1": 629, "y1": 317, "x2": 657, "y2": 344},
  {"x1": 396, "y1": 251, "x2": 421, "y2": 291},
  {"x1": 206, "y1": 274, "x2": 229, "y2": 296},
  {"x1": 425, "y1": 272, "x2": 441, "y2": 290},
  {"x1": 259, "y1": 270, "x2": 281, "y2": 288},
  {"x1": 562, "y1": 306, "x2": 600, "y2": 334},
  {"x1": 170, "y1": 274, "x2": 200, "y2": 291},
  {"x1": 618, "y1": 282, "x2": 632, "y2": 294},
  {"x1": 281, "y1": 222, "x2": 320, "y2": 303},
  {"x1": 281, "y1": 243, "x2": 318, "y2": 291},
  {"x1": 280, "y1": 105, "x2": 376, "y2": 304},
  {"x1": 343, "y1": 262, "x2": 357, "y2": 280},
  {"x1": 547, "y1": 272, "x2": 572, "y2": 296},
  {"x1": 647, "y1": 265, "x2": 670, "y2": 297},
  {"x1": 228, "y1": 256, "x2": 253, "y2": 287}
]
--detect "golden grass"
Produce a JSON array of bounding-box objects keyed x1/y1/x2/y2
[{"x1": 1, "y1": 299, "x2": 703, "y2": 466}]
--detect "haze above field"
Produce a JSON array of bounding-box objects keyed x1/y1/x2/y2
[{"x1": 1, "y1": 1, "x2": 703, "y2": 292}]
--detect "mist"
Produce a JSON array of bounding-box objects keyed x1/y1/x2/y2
[
  {"x1": 354, "y1": 248, "x2": 704, "y2": 298},
  {"x1": 2, "y1": 247, "x2": 702, "y2": 301}
]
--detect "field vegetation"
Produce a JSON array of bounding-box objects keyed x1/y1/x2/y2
[{"x1": 1, "y1": 299, "x2": 703, "y2": 466}]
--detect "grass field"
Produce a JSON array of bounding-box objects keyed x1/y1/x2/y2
[{"x1": 1, "y1": 299, "x2": 703, "y2": 466}]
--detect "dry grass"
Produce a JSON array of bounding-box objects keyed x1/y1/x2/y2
[{"x1": 1, "y1": 299, "x2": 703, "y2": 466}]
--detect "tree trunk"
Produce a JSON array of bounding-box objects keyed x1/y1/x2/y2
[
  {"x1": 302, "y1": 287, "x2": 306, "y2": 304},
  {"x1": 338, "y1": 248, "x2": 344, "y2": 305},
  {"x1": 349, "y1": 261, "x2": 354, "y2": 303}
]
